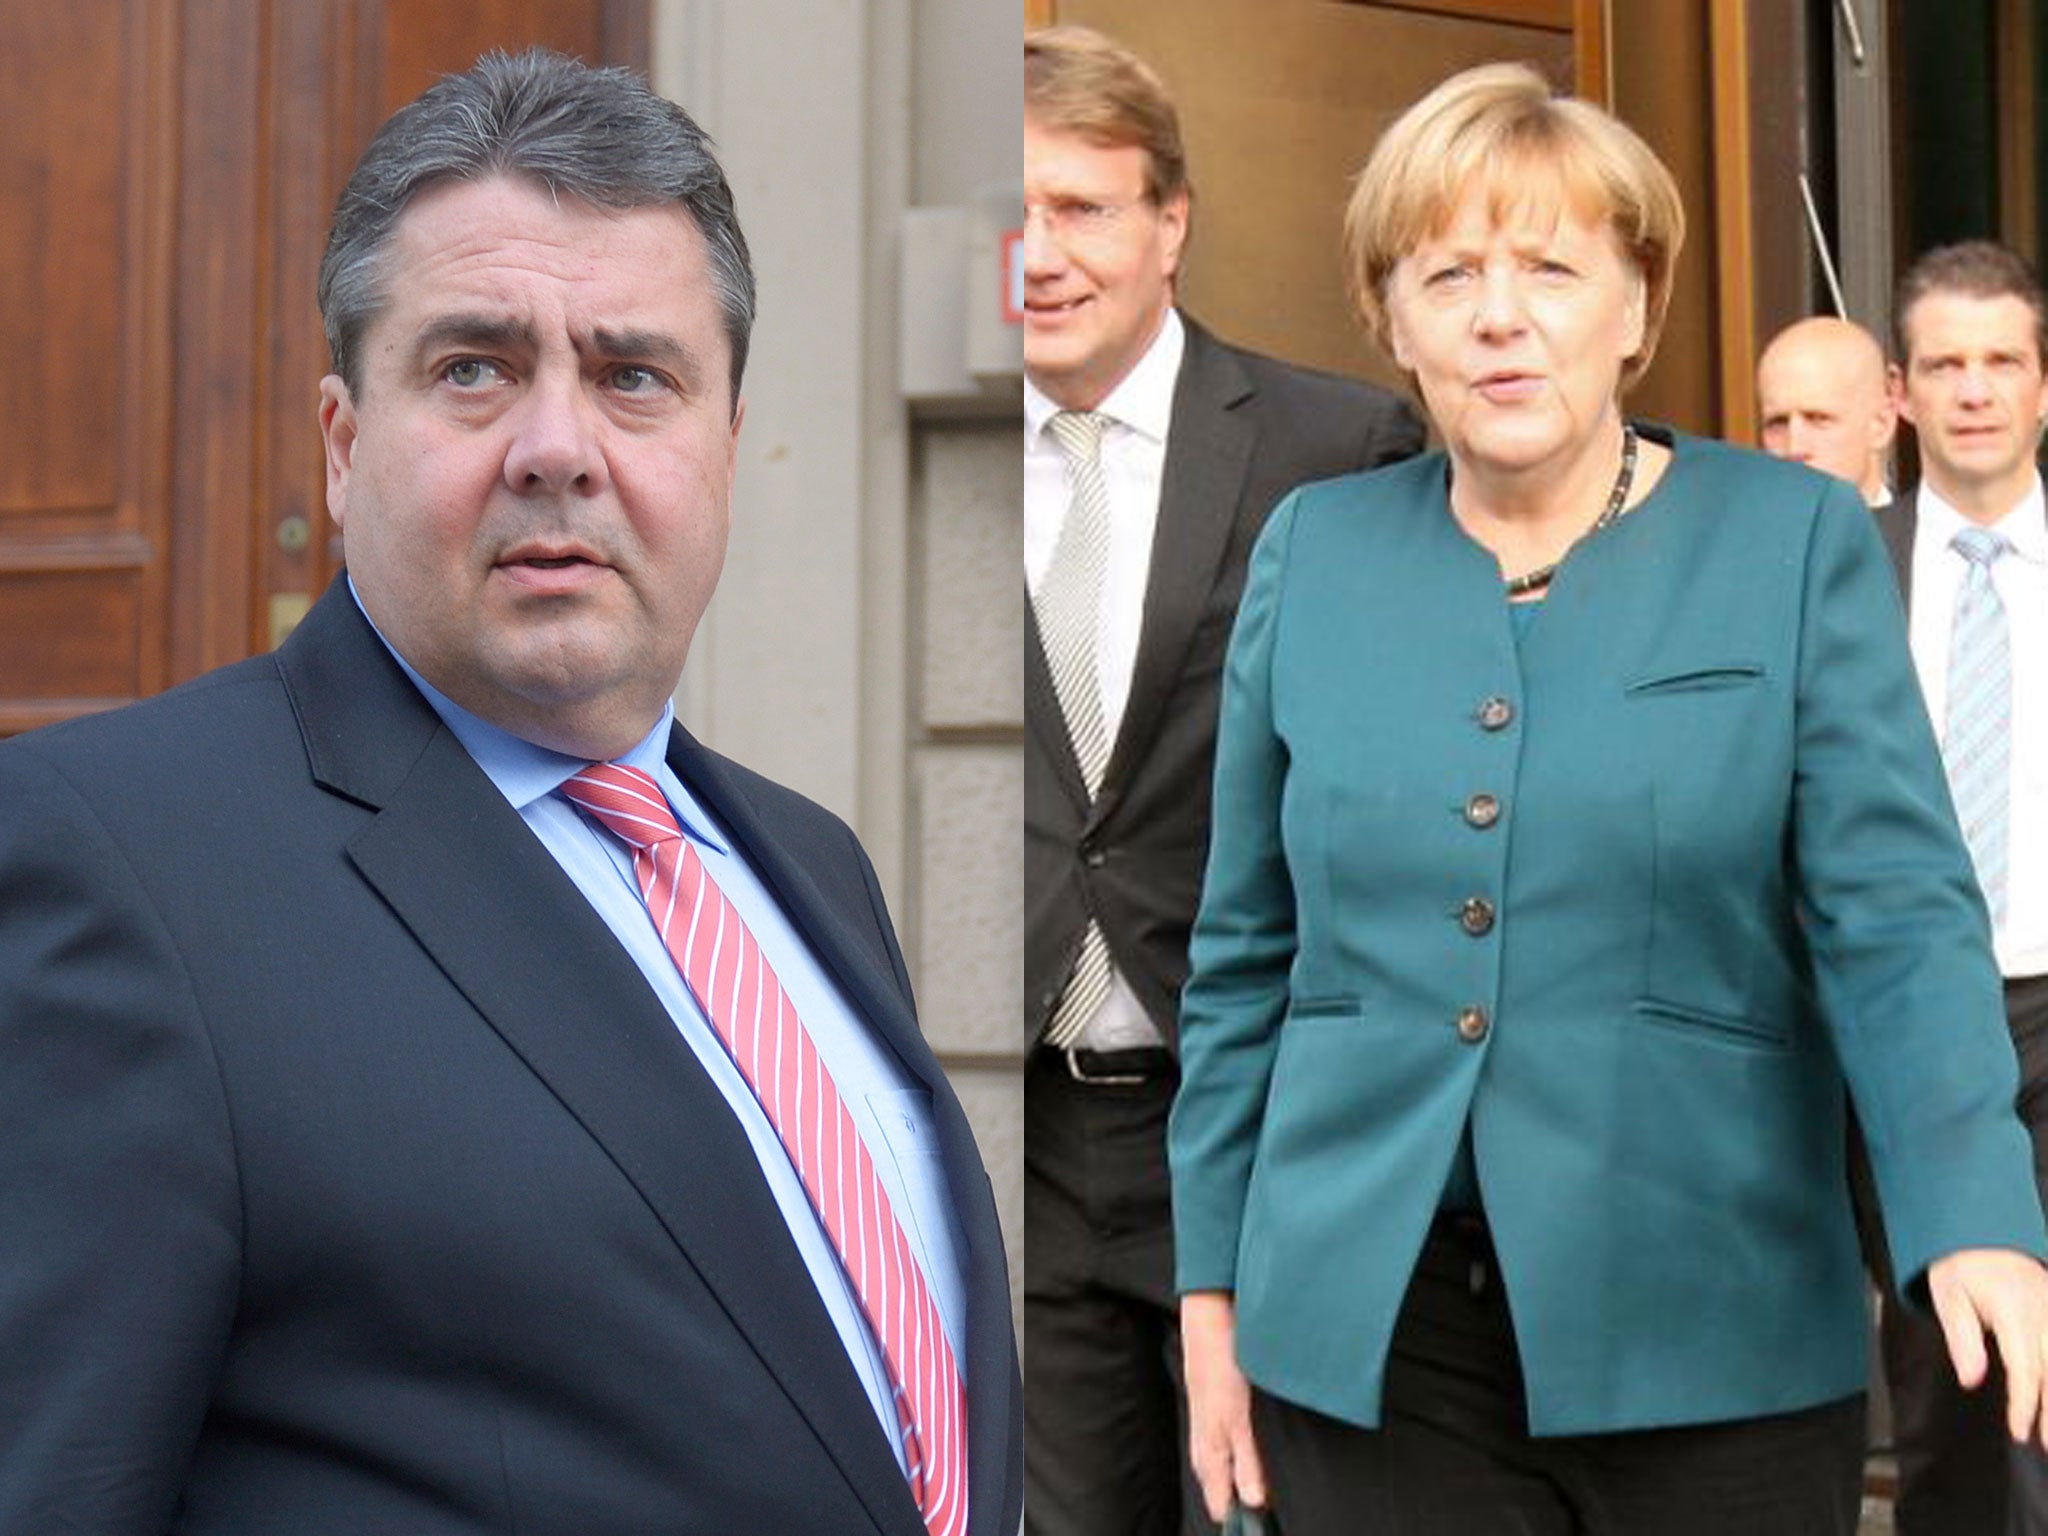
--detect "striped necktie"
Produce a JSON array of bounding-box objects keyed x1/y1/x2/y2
[
  {"x1": 1034, "y1": 410, "x2": 1115, "y2": 1048},
  {"x1": 1944, "y1": 525, "x2": 2014, "y2": 927},
  {"x1": 562, "y1": 763, "x2": 968, "y2": 1536}
]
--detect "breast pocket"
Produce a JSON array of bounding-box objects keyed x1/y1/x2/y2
[
  {"x1": 1622, "y1": 658, "x2": 1793, "y2": 1021},
  {"x1": 1624, "y1": 660, "x2": 1766, "y2": 696}
]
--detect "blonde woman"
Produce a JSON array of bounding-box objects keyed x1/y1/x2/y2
[{"x1": 1170, "y1": 62, "x2": 2048, "y2": 1535}]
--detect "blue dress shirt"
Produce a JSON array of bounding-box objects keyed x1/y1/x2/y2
[{"x1": 352, "y1": 587, "x2": 967, "y2": 1468}]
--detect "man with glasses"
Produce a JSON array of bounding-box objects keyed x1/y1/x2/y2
[{"x1": 1022, "y1": 26, "x2": 1421, "y2": 1536}]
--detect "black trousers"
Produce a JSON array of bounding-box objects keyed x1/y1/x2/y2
[
  {"x1": 1253, "y1": 1215, "x2": 1867, "y2": 1536},
  {"x1": 1025, "y1": 1047, "x2": 1217, "y2": 1536},
  {"x1": 1883, "y1": 972, "x2": 2048, "y2": 1536}
]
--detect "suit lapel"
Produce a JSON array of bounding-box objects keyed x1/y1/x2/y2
[
  {"x1": 666, "y1": 728, "x2": 939, "y2": 1091},
  {"x1": 672, "y1": 725, "x2": 1022, "y2": 1536},
  {"x1": 278, "y1": 586, "x2": 920, "y2": 1536},
  {"x1": 1098, "y1": 320, "x2": 1255, "y2": 824},
  {"x1": 1026, "y1": 601, "x2": 1091, "y2": 813}
]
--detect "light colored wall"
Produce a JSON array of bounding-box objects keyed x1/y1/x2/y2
[{"x1": 652, "y1": 0, "x2": 1023, "y2": 1316}]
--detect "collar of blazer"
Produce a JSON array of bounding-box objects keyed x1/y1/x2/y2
[
  {"x1": 1026, "y1": 316, "x2": 1260, "y2": 827},
  {"x1": 272, "y1": 580, "x2": 938, "y2": 1536}
]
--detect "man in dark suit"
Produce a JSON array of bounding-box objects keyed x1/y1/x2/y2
[
  {"x1": 0, "y1": 49, "x2": 1019, "y2": 1535},
  {"x1": 1021, "y1": 27, "x2": 1422, "y2": 1536},
  {"x1": 1873, "y1": 239, "x2": 2048, "y2": 1536}
]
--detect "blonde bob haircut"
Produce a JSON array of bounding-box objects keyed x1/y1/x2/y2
[{"x1": 1344, "y1": 62, "x2": 1684, "y2": 392}]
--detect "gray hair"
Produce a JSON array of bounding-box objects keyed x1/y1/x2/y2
[{"x1": 318, "y1": 47, "x2": 755, "y2": 405}]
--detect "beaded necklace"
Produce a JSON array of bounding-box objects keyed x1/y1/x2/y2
[{"x1": 1499, "y1": 424, "x2": 1640, "y2": 597}]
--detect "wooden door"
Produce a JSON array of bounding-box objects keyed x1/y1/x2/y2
[
  {"x1": 0, "y1": 0, "x2": 646, "y2": 737},
  {"x1": 0, "y1": 5, "x2": 175, "y2": 735}
]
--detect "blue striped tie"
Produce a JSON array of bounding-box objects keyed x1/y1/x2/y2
[{"x1": 1944, "y1": 525, "x2": 2013, "y2": 926}]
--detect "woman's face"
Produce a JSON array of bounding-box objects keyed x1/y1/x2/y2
[{"x1": 1386, "y1": 184, "x2": 1646, "y2": 482}]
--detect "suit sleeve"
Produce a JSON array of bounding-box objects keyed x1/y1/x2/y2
[
  {"x1": 1168, "y1": 489, "x2": 1304, "y2": 1295},
  {"x1": 1360, "y1": 392, "x2": 1426, "y2": 471},
  {"x1": 1791, "y1": 484, "x2": 2048, "y2": 1291},
  {"x1": 0, "y1": 746, "x2": 240, "y2": 1533}
]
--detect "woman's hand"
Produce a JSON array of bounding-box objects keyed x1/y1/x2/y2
[
  {"x1": 1181, "y1": 1290, "x2": 1267, "y2": 1522},
  {"x1": 1929, "y1": 1247, "x2": 2048, "y2": 1445}
]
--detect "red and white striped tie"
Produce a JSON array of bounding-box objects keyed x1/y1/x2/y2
[{"x1": 562, "y1": 762, "x2": 968, "y2": 1536}]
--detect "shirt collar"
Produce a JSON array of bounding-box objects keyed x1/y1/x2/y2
[
  {"x1": 346, "y1": 578, "x2": 725, "y2": 849},
  {"x1": 1917, "y1": 473, "x2": 2048, "y2": 565},
  {"x1": 1023, "y1": 306, "x2": 1184, "y2": 448}
]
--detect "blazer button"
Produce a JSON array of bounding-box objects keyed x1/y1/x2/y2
[
  {"x1": 1477, "y1": 696, "x2": 1514, "y2": 731},
  {"x1": 1083, "y1": 847, "x2": 1108, "y2": 869},
  {"x1": 1464, "y1": 793, "x2": 1500, "y2": 829},
  {"x1": 1456, "y1": 1006, "x2": 1491, "y2": 1043},
  {"x1": 1459, "y1": 896, "x2": 1495, "y2": 936}
]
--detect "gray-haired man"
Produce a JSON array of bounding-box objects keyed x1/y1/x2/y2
[{"x1": 0, "y1": 49, "x2": 1019, "y2": 1535}]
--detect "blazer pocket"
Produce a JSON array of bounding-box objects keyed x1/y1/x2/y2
[
  {"x1": 1633, "y1": 997, "x2": 1789, "y2": 1052},
  {"x1": 1625, "y1": 661, "x2": 1766, "y2": 696},
  {"x1": 1286, "y1": 996, "x2": 1366, "y2": 1022}
]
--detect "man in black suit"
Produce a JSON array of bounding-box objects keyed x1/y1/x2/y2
[
  {"x1": 0, "y1": 50, "x2": 1019, "y2": 1535},
  {"x1": 1873, "y1": 239, "x2": 2048, "y2": 1536},
  {"x1": 1021, "y1": 27, "x2": 1422, "y2": 1536}
]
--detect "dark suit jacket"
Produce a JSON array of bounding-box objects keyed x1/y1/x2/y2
[
  {"x1": 0, "y1": 581, "x2": 1022, "y2": 1535},
  {"x1": 1875, "y1": 494, "x2": 1913, "y2": 602},
  {"x1": 1024, "y1": 316, "x2": 1424, "y2": 1048}
]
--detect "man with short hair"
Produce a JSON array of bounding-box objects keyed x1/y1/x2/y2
[
  {"x1": 1877, "y1": 238, "x2": 2048, "y2": 1536},
  {"x1": 1757, "y1": 314, "x2": 1898, "y2": 506},
  {"x1": 0, "y1": 49, "x2": 1020, "y2": 1535},
  {"x1": 1023, "y1": 26, "x2": 1421, "y2": 1536}
]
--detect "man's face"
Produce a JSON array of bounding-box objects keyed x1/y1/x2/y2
[
  {"x1": 1897, "y1": 290, "x2": 2048, "y2": 517},
  {"x1": 1756, "y1": 326, "x2": 1895, "y2": 500},
  {"x1": 320, "y1": 176, "x2": 742, "y2": 760},
  {"x1": 1022, "y1": 117, "x2": 1186, "y2": 410}
]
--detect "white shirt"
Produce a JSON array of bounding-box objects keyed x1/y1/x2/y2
[
  {"x1": 1025, "y1": 308, "x2": 1185, "y2": 1048},
  {"x1": 1907, "y1": 478, "x2": 2048, "y2": 977}
]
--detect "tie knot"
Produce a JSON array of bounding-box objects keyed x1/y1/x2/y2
[
  {"x1": 1953, "y1": 525, "x2": 2011, "y2": 567},
  {"x1": 1046, "y1": 409, "x2": 1110, "y2": 467},
  {"x1": 561, "y1": 762, "x2": 683, "y2": 850}
]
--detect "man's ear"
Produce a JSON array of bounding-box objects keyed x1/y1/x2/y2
[
  {"x1": 318, "y1": 375, "x2": 357, "y2": 528},
  {"x1": 1870, "y1": 388, "x2": 1900, "y2": 453},
  {"x1": 1156, "y1": 190, "x2": 1190, "y2": 286}
]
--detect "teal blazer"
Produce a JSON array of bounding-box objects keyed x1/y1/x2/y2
[{"x1": 1169, "y1": 427, "x2": 2047, "y2": 1436}]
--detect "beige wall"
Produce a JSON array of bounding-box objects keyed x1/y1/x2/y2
[{"x1": 653, "y1": 0, "x2": 1024, "y2": 1316}]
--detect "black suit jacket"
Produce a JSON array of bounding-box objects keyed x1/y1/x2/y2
[
  {"x1": 1875, "y1": 494, "x2": 1914, "y2": 602},
  {"x1": 0, "y1": 581, "x2": 1021, "y2": 1535},
  {"x1": 1024, "y1": 316, "x2": 1424, "y2": 1048}
]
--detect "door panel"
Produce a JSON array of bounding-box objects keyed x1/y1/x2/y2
[{"x1": 0, "y1": 4, "x2": 175, "y2": 731}]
